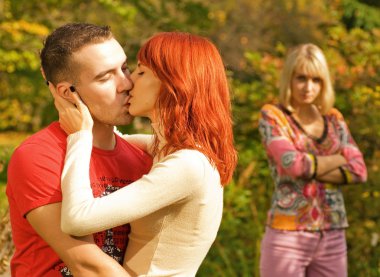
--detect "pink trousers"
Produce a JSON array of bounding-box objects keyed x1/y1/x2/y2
[{"x1": 260, "y1": 227, "x2": 347, "y2": 277}]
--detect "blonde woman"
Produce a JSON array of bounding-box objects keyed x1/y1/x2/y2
[{"x1": 259, "y1": 43, "x2": 367, "y2": 277}]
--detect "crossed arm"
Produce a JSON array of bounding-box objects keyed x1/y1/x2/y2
[
  {"x1": 315, "y1": 155, "x2": 346, "y2": 183},
  {"x1": 259, "y1": 105, "x2": 367, "y2": 185},
  {"x1": 27, "y1": 202, "x2": 130, "y2": 277}
]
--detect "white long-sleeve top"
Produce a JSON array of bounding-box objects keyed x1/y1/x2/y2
[{"x1": 61, "y1": 130, "x2": 223, "y2": 276}]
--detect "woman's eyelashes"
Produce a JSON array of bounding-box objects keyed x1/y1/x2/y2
[{"x1": 130, "y1": 66, "x2": 144, "y2": 76}]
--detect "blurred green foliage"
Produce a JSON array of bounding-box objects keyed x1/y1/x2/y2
[{"x1": 0, "y1": 0, "x2": 379, "y2": 276}]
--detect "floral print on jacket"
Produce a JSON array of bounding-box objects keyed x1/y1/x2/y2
[{"x1": 259, "y1": 104, "x2": 367, "y2": 231}]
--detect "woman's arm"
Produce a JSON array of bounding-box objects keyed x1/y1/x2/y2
[
  {"x1": 314, "y1": 154, "x2": 347, "y2": 177},
  {"x1": 330, "y1": 109, "x2": 367, "y2": 183},
  {"x1": 113, "y1": 127, "x2": 154, "y2": 154},
  {"x1": 316, "y1": 168, "x2": 345, "y2": 184},
  {"x1": 61, "y1": 131, "x2": 208, "y2": 236},
  {"x1": 259, "y1": 105, "x2": 355, "y2": 182},
  {"x1": 122, "y1": 134, "x2": 154, "y2": 154},
  {"x1": 259, "y1": 105, "x2": 315, "y2": 179}
]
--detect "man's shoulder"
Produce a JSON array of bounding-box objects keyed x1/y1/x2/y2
[
  {"x1": 15, "y1": 122, "x2": 67, "y2": 154},
  {"x1": 9, "y1": 122, "x2": 67, "y2": 172},
  {"x1": 7, "y1": 122, "x2": 65, "y2": 207}
]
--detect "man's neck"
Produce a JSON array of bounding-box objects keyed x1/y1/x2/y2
[{"x1": 92, "y1": 122, "x2": 116, "y2": 150}]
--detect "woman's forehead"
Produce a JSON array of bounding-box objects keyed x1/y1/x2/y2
[{"x1": 294, "y1": 60, "x2": 321, "y2": 77}]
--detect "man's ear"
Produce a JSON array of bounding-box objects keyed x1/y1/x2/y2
[{"x1": 54, "y1": 82, "x2": 77, "y2": 104}]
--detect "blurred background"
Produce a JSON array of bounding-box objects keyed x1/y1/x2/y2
[{"x1": 0, "y1": 0, "x2": 379, "y2": 276}]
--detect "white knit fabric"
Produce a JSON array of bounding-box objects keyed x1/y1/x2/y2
[{"x1": 61, "y1": 130, "x2": 223, "y2": 276}]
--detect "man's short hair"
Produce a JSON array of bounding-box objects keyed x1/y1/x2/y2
[{"x1": 40, "y1": 23, "x2": 113, "y2": 85}]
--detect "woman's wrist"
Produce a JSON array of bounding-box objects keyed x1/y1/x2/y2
[{"x1": 311, "y1": 154, "x2": 318, "y2": 179}]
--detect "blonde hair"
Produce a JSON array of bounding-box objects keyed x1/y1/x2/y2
[{"x1": 279, "y1": 43, "x2": 335, "y2": 114}]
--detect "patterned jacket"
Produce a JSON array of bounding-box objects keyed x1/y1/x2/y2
[{"x1": 259, "y1": 104, "x2": 367, "y2": 231}]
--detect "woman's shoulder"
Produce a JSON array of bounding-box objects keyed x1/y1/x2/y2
[
  {"x1": 159, "y1": 149, "x2": 214, "y2": 185},
  {"x1": 325, "y1": 107, "x2": 345, "y2": 121},
  {"x1": 166, "y1": 149, "x2": 210, "y2": 166},
  {"x1": 164, "y1": 149, "x2": 213, "y2": 171},
  {"x1": 261, "y1": 103, "x2": 282, "y2": 113},
  {"x1": 260, "y1": 104, "x2": 289, "y2": 126}
]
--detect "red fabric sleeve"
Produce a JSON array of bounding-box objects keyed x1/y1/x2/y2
[{"x1": 7, "y1": 142, "x2": 64, "y2": 217}]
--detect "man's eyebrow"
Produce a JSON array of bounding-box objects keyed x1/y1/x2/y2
[{"x1": 93, "y1": 58, "x2": 128, "y2": 80}]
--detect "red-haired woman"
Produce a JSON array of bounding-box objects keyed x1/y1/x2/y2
[{"x1": 53, "y1": 32, "x2": 237, "y2": 276}]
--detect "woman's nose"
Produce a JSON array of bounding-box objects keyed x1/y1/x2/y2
[{"x1": 305, "y1": 79, "x2": 313, "y2": 90}]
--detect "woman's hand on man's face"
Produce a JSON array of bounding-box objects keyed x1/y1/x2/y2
[{"x1": 49, "y1": 84, "x2": 93, "y2": 134}]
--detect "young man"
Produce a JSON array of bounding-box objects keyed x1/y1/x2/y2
[{"x1": 6, "y1": 23, "x2": 152, "y2": 277}]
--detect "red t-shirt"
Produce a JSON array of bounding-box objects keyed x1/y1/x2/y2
[{"x1": 6, "y1": 122, "x2": 152, "y2": 277}]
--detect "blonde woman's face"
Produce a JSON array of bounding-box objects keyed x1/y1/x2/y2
[{"x1": 290, "y1": 69, "x2": 322, "y2": 109}]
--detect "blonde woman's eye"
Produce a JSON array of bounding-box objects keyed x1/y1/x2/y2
[{"x1": 296, "y1": 75, "x2": 307, "y2": 81}]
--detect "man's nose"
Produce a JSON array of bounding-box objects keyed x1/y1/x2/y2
[{"x1": 117, "y1": 71, "x2": 134, "y2": 93}]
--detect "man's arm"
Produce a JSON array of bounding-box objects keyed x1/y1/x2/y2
[{"x1": 26, "y1": 202, "x2": 130, "y2": 277}]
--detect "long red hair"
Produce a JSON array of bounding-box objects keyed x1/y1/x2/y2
[{"x1": 137, "y1": 32, "x2": 237, "y2": 185}]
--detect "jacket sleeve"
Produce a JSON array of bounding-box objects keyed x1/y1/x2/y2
[
  {"x1": 259, "y1": 104, "x2": 315, "y2": 180},
  {"x1": 332, "y1": 109, "x2": 367, "y2": 183}
]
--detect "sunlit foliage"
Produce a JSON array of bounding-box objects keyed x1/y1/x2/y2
[{"x1": 0, "y1": 0, "x2": 379, "y2": 276}]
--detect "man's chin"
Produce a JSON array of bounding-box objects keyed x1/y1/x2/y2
[
  {"x1": 116, "y1": 115, "x2": 134, "y2": 126},
  {"x1": 93, "y1": 115, "x2": 134, "y2": 127},
  {"x1": 125, "y1": 115, "x2": 135, "y2": 125}
]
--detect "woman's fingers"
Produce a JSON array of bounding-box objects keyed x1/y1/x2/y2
[
  {"x1": 71, "y1": 91, "x2": 84, "y2": 109},
  {"x1": 70, "y1": 91, "x2": 93, "y2": 130},
  {"x1": 59, "y1": 118, "x2": 70, "y2": 134},
  {"x1": 47, "y1": 83, "x2": 93, "y2": 133}
]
